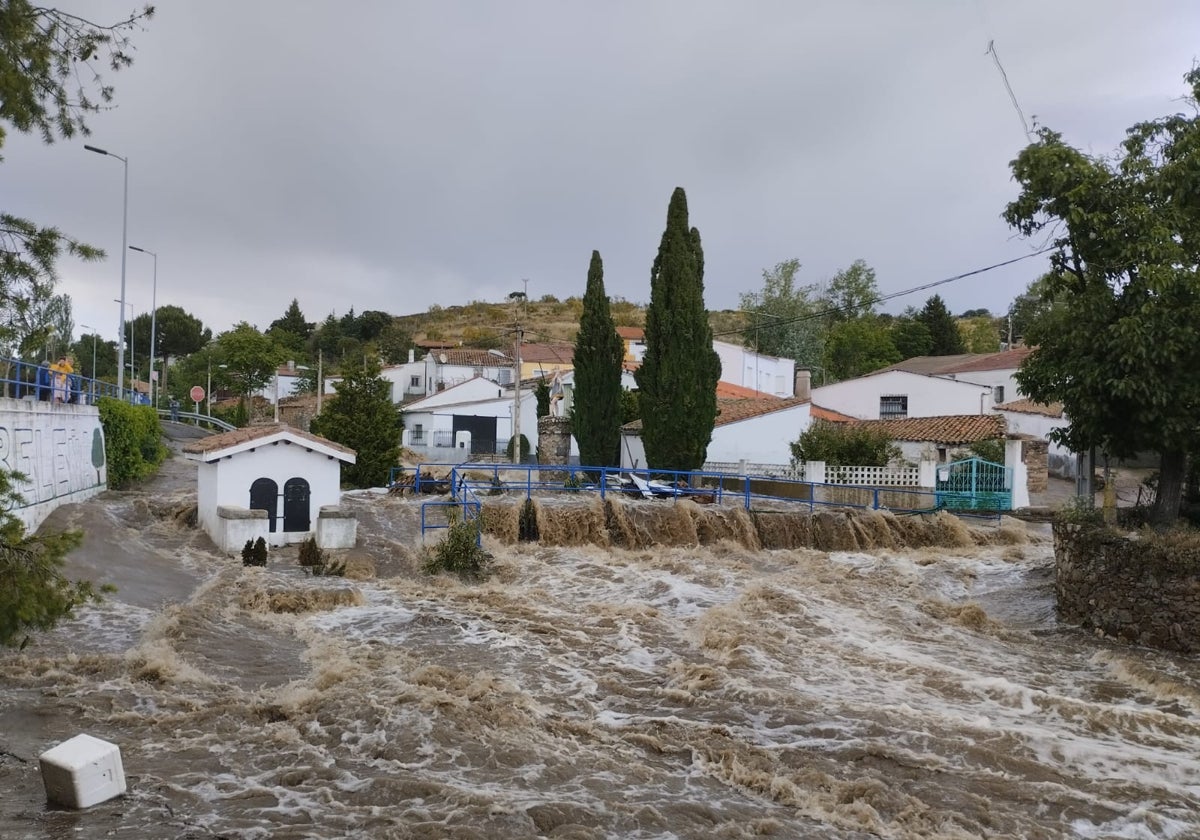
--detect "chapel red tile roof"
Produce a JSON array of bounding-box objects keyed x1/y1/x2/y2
[
  {"x1": 616, "y1": 326, "x2": 645, "y2": 340},
  {"x1": 849, "y1": 414, "x2": 1006, "y2": 444},
  {"x1": 181, "y1": 423, "x2": 356, "y2": 457},
  {"x1": 995, "y1": 398, "x2": 1064, "y2": 417}
]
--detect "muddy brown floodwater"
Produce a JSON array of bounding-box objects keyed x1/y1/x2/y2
[{"x1": 1, "y1": 435, "x2": 1198, "y2": 839}]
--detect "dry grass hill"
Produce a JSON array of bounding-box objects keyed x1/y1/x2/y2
[{"x1": 392, "y1": 297, "x2": 751, "y2": 350}]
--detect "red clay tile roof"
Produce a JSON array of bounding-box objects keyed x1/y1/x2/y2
[
  {"x1": 441, "y1": 348, "x2": 511, "y2": 367},
  {"x1": 875, "y1": 347, "x2": 1033, "y2": 377},
  {"x1": 811, "y1": 404, "x2": 855, "y2": 423},
  {"x1": 519, "y1": 343, "x2": 574, "y2": 364},
  {"x1": 938, "y1": 346, "x2": 1034, "y2": 374},
  {"x1": 716, "y1": 381, "x2": 782, "y2": 398},
  {"x1": 850, "y1": 414, "x2": 1005, "y2": 444},
  {"x1": 622, "y1": 397, "x2": 808, "y2": 431},
  {"x1": 715, "y1": 397, "x2": 807, "y2": 425},
  {"x1": 181, "y1": 423, "x2": 356, "y2": 458},
  {"x1": 616, "y1": 326, "x2": 645, "y2": 340},
  {"x1": 995, "y1": 398, "x2": 1064, "y2": 417}
]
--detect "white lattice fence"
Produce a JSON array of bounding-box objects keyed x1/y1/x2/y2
[
  {"x1": 703, "y1": 461, "x2": 805, "y2": 481},
  {"x1": 825, "y1": 464, "x2": 920, "y2": 487}
]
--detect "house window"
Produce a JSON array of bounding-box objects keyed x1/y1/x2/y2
[
  {"x1": 410, "y1": 375, "x2": 420, "y2": 388},
  {"x1": 411, "y1": 424, "x2": 425, "y2": 445},
  {"x1": 993, "y1": 385, "x2": 1005, "y2": 404},
  {"x1": 937, "y1": 446, "x2": 948, "y2": 462},
  {"x1": 880, "y1": 395, "x2": 908, "y2": 419}
]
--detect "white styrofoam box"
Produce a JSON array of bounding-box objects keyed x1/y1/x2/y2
[{"x1": 38, "y1": 733, "x2": 127, "y2": 809}]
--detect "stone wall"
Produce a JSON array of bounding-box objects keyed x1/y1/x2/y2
[
  {"x1": 1020, "y1": 438, "x2": 1049, "y2": 493},
  {"x1": 537, "y1": 416, "x2": 572, "y2": 467},
  {"x1": 1053, "y1": 521, "x2": 1200, "y2": 652}
]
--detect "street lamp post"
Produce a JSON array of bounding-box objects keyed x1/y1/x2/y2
[
  {"x1": 79, "y1": 324, "x2": 98, "y2": 403},
  {"x1": 84, "y1": 144, "x2": 129, "y2": 397},
  {"x1": 129, "y1": 246, "x2": 157, "y2": 406},
  {"x1": 114, "y1": 299, "x2": 134, "y2": 400}
]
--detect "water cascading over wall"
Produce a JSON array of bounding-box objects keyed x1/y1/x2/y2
[
  {"x1": 479, "y1": 496, "x2": 982, "y2": 552},
  {"x1": 0, "y1": 398, "x2": 107, "y2": 532}
]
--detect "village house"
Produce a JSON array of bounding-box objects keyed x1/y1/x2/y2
[
  {"x1": 182, "y1": 424, "x2": 357, "y2": 554},
  {"x1": 848, "y1": 414, "x2": 1007, "y2": 464},
  {"x1": 810, "y1": 368, "x2": 995, "y2": 420},
  {"x1": 399, "y1": 377, "x2": 537, "y2": 462}
]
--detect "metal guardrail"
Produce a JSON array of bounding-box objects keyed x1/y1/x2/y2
[
  {"x1": 0, "y1": 357, "x2": 132, "y2": 404},
  {"x1": 156, "y1": 409, "x2": 237, "y2": 432}
]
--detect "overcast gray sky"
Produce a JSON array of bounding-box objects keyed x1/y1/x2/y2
[{"x1": 4, "y1": 1, "x2": 1198, "y2": 342}]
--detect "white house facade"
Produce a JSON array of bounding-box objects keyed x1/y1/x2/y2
[
  {"x1": 401, "y1": 382, "x2": 537, "y2": 463},
  {"x1": 811, "y1": 369, "x2": 994, "y2": 421},
  {"x1": 182, "y1": 425, "x2": 357, "y2": 552},
  {"x1": 713, "y1": 339, "x2": 796, "y2": 398},
  {"x1": 997, "y1": 399, "x2": 1077, "y2": 478},
  {"x1": 620, "y1": 398, "x2": 812, "y2": 470}
]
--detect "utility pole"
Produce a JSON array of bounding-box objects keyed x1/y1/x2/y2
[
  {"x1": 316, "y1": 348, "x2": 323, "y2": 416},
  {"x1": 509, "y1": 286, "x2": 528, "y2": 463}
]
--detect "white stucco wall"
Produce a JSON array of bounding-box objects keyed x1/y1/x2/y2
[
  {"x1": 0, "y1": 398, "x2": 107, "y2": 533},
  {"x1": 811, "y1": 370, "x2": 993, "y2": 420},
  {"x1": 401, "y1": 392, "x2": 537, "y2": 463},
  {"x1": 943, "y1": 368, "x2": 1022, "y2": 407},
  {"x1": 713, "y1": 340, "x2": 795, "y2": 397},
  {"x1": 620, "y1": 404, "x2": 812, "y2": 469},
  {"x1": 707, "y1": 404, "x2": 812, "y2": 463},
  {"x1": 998, "y1": 408, "x2": 1076, "y2": 476},
  {"x1": 196, "y1": 442, "x2": 345, "y2": 547}
]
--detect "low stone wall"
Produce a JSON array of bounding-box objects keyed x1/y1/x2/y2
[
  {"x1": 215, "y1": 505, "x2": 269, "y2": 556},
  {"x1": 317, "y1": 505, "x2": 357, "y2": 550},
  {"x1": 1053, "y1": 521, "x2": 1200, "y2": 652}
]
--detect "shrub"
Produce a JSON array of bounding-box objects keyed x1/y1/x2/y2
[
  {"x1": 789, "y1": 420, "x2": 900, "y2": 467},
  {"x1": 298, "y1": 536, "x2": 345, "y2": 577},
  {"x1": 242, "y1": 537, "x2": 267, "y2": 567},
  {"x1": 518, "y1": 498, "x2": 539, "y2": 541},
  {"x1": 506, "y1": 434, "x2": 532, "y2": 462},
  {"x1": 969, "y1": 438, "x2": 1006, "y2": 464},
  {"x1": 98, "y1": 398, "x2": 167, "y2": 489},
  {"x1": 423, "y1": 519, "x2": 493, "y2": 581}
]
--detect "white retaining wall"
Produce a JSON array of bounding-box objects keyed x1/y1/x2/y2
[{"x1": 0, "y1": 398, "x2": 107, "y2": 533}]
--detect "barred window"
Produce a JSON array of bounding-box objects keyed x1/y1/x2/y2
[{"x1": 880, "y1": 395, "x2": 908, "y2": 419}]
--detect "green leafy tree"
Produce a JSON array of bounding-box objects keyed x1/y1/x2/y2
[
  {"x1": 153, "y1": 304, "x2": 211, "y2": 366},
  {"x1": 738, "y1": 258, "x2": 823, "y2": 368},
  {"x1": 213, "y1": 322, "x2": 283, "y2": 399},
  {"x1": 789, "y1": 421, "x2": 900, "y2": 467},
  {"x1": 376, "y1": 322, "x2": 414, "y2": 365},
  {"x1": 635, "y1": 188, "x2": 721, "y2": 471},
  {"x1": 890, "y1": 315, "x2": 933, "y2": 359},
  {"x1": 0, "y1": 465, "x2": 89, "y2": 648},
  {"x1": 620, "y1": 388, "x2": 640, "y2": 425},
  {"x1": 534, "y1": 377, "x2": 550, "y2": 418},
  {"x1": 1005, "y1": 274, "x2": 1059, "y2": 345},
  {"x1": 268, "y1": 298, "x2": 313, "y2": 338},
  {"x1": 822, "y1": 317, "x2": 901, "y2": 381},
  {"x1": 310, "y1": 355, "x2": 400, "y2": 488},
  {"x1": 1005, "y1": 67, "x2": 1200, "y2": 523},
  {"x1": 70, "y1": 332, "x2": 117, "y2": 380},
  {"x1": 918, "y1": 295, "x2": 965, "y2": 355},
  {"x1": 820, "y1": 259, "x2": 880, "y2": 322},
  {"x1": 572, "y1": 250, "x2": 625, "y2": 468},
  {"x1": 959, "y1": 316, "x2": 1002, "y2": 353},
  {"x1": 1, "y1": 4, "x2": 153, "y2": 368}
]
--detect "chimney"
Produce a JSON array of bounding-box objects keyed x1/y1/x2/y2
[
  {"x1": 793, "y1": 368, "x2": 811, "y2": 400},
  {"x1": 408, "y1": 348, "x2": 415, "y2": 364}
]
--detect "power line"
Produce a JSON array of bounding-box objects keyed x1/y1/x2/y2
[
  {"x1": 986, "y1": 39, "x2": 1033, "y2": 144},
  {"x1": 714, "y1": 246, "x2": 1055, "y2": 339}
]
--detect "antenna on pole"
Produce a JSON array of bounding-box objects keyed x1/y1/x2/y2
[{"x1": 986, "y1": 40, "x2": 1033, "y2": 144}]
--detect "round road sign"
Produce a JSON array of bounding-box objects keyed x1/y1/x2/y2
[{"x1": 190, "y1": 385, "x2": 205, "y2": 402}]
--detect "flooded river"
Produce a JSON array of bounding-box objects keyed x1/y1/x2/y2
[{"x1": 1, "y1": 447, "x2": 1197, "y2": 839}]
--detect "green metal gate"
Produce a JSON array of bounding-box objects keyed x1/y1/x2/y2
[{"x1": 934, "y1": 457, "x2": 1012, "y2": 511}]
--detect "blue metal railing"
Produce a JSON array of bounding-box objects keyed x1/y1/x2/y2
[
  {"x1": 388, "y1": 462, "x2": 962, "y2": 544},
  {"x1": 0, "y1": 357, "x2": 137, "y2": 404}
]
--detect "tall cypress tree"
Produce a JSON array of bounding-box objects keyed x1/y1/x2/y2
[
  {"x1": 918, "y1": 294, "x2": 966, "y2": 356},
  {"x1": 634, "y1": 188, "x2": 721, "y2": 471},
  {"x1": 572, "y1": 250, "x2": 625, "y2": 468}
]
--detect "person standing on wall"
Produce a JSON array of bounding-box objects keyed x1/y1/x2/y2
[{"x1": 49, "y1": 356, "x2": 73, "y2": 403}]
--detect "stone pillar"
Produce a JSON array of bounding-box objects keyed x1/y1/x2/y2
[
  {"x1": 537, "y1": 416, "x2": 572, "y2": 480},
  {"x1": 1021, "y1": 438, "x2": 1049, "y2": 493}
]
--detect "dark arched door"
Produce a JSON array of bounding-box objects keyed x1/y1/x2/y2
[
  {"x1": 250, "y1": 477, "x2": 278, "y2": 532},
  {"x1": 283, "y1": 477, "x2": 311, "y2": 533}
]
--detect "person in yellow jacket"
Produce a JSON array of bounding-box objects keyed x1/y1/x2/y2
[{"x1": 49, "y1": 356, "x2": 73, "y2": 403}]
